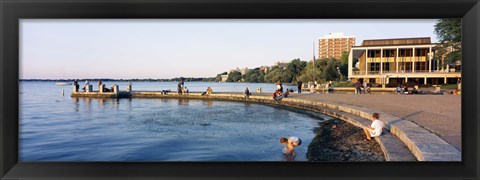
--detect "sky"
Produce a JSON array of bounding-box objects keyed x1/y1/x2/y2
[{"x1": 20, "y1": 19, "x2": 440, "y2": 79}]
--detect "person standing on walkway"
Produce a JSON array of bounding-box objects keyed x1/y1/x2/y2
[
  {"x1": 177, "y1": 78, "x2": 184, "y2": 95},
  {"x1": 244, "y1": 87, "x2": 251, "y2": 99},
  {"x1": 355, "y1": 81, "x2": 362, "y2": 94},
  {"x1": 276, "y1": 80, "x2": 283, "y2": 92},
  {"x1": 73, "y1": 79, "x2": 79, "y2": 92},
  {"x1": 363, "y1": 113, "x2": 385, "y2": 140},
  {"x1": 363, "y1": 81, "x2": 368, "y2": 94},
  {"x1": 297, "y1": 81, "x2": 302, "y2": 93}
]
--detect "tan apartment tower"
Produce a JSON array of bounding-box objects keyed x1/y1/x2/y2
[{"x1": 319, "y1": 32, "x2": 356, "y2": 59}]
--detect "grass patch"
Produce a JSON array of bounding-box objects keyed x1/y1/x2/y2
[
  {"x1": 438, "y1": 84, "x2": 459, "y2": 89},
  {"x1": 332, "y1": 81, "x2": 355, "y2": 87}
]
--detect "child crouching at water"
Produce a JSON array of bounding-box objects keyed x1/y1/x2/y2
[{"x1": 280, "y1": 136, "x2": 302, "y2": 157}]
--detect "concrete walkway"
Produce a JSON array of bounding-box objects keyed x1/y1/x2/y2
[
  {"x1": 275, "y1": 92, "x2": 461, "y2": 161},
  {"x1": 287, "y1": 93, "x2": 461, "y2": 151}
]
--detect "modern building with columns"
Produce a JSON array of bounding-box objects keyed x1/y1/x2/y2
[{"x1": 348, "y1": 37, "x2": 461, "y2": 86}]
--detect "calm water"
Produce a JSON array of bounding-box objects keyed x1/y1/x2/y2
[{"x1": 20, "y1": 81, "x2": 324, "y2": 161}]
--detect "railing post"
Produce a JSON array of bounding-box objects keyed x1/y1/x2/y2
[
  {"x1": 127, "y1": 84, "x2": 132, "y2": 92},
  {"x1": 113, "y1": 84, "x2": 119, "y2": 94},
  {"x1": 86, "y1": 85, "x2": 93, "y2": 92}
]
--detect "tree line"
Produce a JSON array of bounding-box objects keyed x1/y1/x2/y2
[{"x1": 216, "y1": 53, "x2": 351, "y2": 84}]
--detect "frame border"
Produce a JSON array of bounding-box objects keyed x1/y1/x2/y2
[{"x1": 1, "y1": 0, "x2": 479, "y2": 179}]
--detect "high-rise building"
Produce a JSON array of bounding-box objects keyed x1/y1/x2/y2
[{"x1": 319, "y1": 32, "x2": 356, "y2": 59}]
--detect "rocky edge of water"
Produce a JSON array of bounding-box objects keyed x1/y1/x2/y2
[{"x1": 307, "y1": 119, "x2": 385, "y2": 161}]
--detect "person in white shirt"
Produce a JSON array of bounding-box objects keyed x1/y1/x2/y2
[
  {"x1": 280, "y1": 136, "x2": 302, "y2": 157},
  {"x1": 363, "y1": 113, "x2": 385, "y2": 140}
]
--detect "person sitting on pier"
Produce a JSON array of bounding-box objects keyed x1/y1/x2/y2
[
  {"x1": 201, "y1": 87, "x2": 213, "y2": 96},
  {"x1": 396, "y1": 84, "x2": 402, "y2": 94},
  {"x1": 365, "y1": 84, "x2": 371, "y2": 94},
  {"x1": 363, "y1": 113, "x2": 385, "y2": 140},
  {"x1": 273, "y1": 89, "x2": 283, "y2": 101},
  {"x1": 82, "y1": 80, "x2": 90, "y2": 92},
  {"x1": 403, "y1": 85, "x2": 409, "y2": 94},
  {"x1": 102, "y1": 84, "x2": 111, "y2": 92},
  {"x1": 280, "y1": 136, "x2": 302, "y2": 157},
  {"x1": 283, "y1": 88, "x2": 290, "y2": 98}
]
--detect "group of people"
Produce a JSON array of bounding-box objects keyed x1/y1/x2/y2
[
  {"x1": 74, "y1": 79, "x2": 114, "y2": 92},
  {"x1": 354, "y1": 81, "x2": 371, "y2": 94},
  {"x1": 177, "y1": 79, "x2": 189, "y2": 95},
  {"x1": 272, "y1": 80, "x2": 291, "y2": 101},
  {"x1": 396, "y1": 84, "x2": 419, "y2": 95}
]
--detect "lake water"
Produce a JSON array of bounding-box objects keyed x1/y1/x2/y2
[{"x1": 19, "y1": 81, "x2": 324, "y2": 161}]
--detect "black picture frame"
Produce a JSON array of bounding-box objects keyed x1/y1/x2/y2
[{"x1": 1, "y1": 0, "x2": 479, "y2": 179}]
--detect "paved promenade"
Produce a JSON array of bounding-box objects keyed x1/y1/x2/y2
[{"x1": 286, "y1": 93, "x2": 462, "y2": 151}]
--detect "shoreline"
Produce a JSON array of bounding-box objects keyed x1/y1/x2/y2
[{"x1": 307, "y1": 119, "x2": 385, "y2": 161}]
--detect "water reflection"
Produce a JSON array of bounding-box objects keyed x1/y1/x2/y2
[
  {"x1": 72, "y1": 97, "x2": 79, "y2": 112},
  {"x1": 178, "y1": 99, "x2": 189, "y2": 106},
  {"x1": 72, "y1": 97, "x2": 127, "y2": 112},
  {"x1": 203, "y1": 100, "x2": 214, "y2": 107}
]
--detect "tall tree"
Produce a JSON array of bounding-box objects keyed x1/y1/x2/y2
[
  {"x1": 297, "y1": 61, "x2": 322, "y2": 83},
  {"x1": 286, "y1": 58, "x2": 307, "y2": 83},
  {"x1": 226, "y1": 71, "x2": 242, "y2": 82},
  {"x1": 434, "y1": 19, "x2": 461, "y2": 67},
  {"x1": 322, "y1": 58, "x2": 340, "y2": 82},
  {"x1": 339, "y1": 51, "x2": 349, "y2": 79}
]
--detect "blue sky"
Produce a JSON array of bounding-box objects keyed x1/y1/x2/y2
[{"x1": 20, "y1": 19, "x2": 439, "y2": 79}]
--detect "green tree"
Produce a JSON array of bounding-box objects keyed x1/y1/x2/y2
[
  {"x1": 244, "y1": 68, "x2": 263, "y2": 83},
  {"x1": 226, "y1": 71, "x2": 242, "y2": 82},
  {"x1": 286, "y1": 58, "x2": 307, "y2": 83},
  {"x1": 339, "y1": 51, "x2": 349, "y2": 79},
  {"x1": 434, "y1": 19, "x2": 462, "y2": 67},
  {"x1": 297, "y1": 60, "x2": 322, "y2": 83},
  {"x1": 322, "y1": 58, "x2": 340, "y2": 82}
]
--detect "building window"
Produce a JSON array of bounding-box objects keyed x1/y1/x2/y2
[
  {"x1": 384, "y1": 50, "x2": 395, "y2": 57},
  {"x1": 370, "y1": 63, "x2": 380, "y2": 72},
  {"x1": 416, "y1": 62, "x2": 426, "y2": 71},
  {"x1": 399, "y1": 49, "x2": 413, "y2": 57},
  {"x1": 415, "y1": 48, "x2": 427, "y2": 56},
  {"x1": 383, "y1": 63, "x2": 390, "y2": 72}
]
